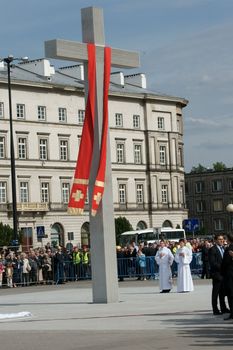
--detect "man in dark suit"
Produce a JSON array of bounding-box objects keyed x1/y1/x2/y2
[
  {"x1": 208, "y1": 234, "x2": 230, "y2": 315},
  {"x1": 221, "y1": 233, "x2": 233, "y2": 320}
]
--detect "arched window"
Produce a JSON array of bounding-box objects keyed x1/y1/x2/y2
[
  {"x1": 51, "y1": 222, "x2": 64, "y2": 247},
  {"x1": 136, "y1": 221, "x2": 147, "y2": 230},
  {"x1": 162, "y1": 220, "x2": 173, "y2": 228},
  {"x1": 81, "y1": 222, "x2": 90, "y2": 248}
]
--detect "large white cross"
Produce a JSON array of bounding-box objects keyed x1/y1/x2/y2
[{"x1": 45, "y1": 7, "x2": 139, "y2": 303}]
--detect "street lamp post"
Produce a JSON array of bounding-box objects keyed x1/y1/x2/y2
[{"x1": 1, "y1": 55, "x2": 28, "y2": 244}]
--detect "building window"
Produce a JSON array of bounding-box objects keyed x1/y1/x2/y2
[
  {"x1": 229, "y1": 179, "x2": 233, "y2": 190},
  {"x1": 62, "y1": 183, "x2": 70, "y2": 204},
  {"x1": 159, "y1": 145, "x2": 166, "y2": 165},
  {"x1": 115, "y1": 113, "x2": 123, "y2": 127},
  {"x1": 58, "y1": 108, "x2": 67, "y2": 123},
  {"x1": 0, "y1": 181, "x2": 7, "y2": 203},
  {"x1": 0, "y1": 102, "x2": 4, "y2": 119},
  {"x1": 136, "y1": 184, "x2": 144, "y2": 204},
  {"x1": 119, "y1": 184, "x2": 126, "y2": 204},
  {"x1": 19, "y1": 182, "x2": 29, "y2": 203},
  {"x1": 212, "y1": 179, "x2": 222, "y2": 192},
  {"x1": 60, "y1": 139, "x2": 68, "y2": 161},
  {"x1": 158, "y1": 117, "x2": 164, "y2": 130},
  {"x1": 161, "y1": 184, "x2": 168, "y2": 203},
  {"x1": 178, "y1": 147, "x2": 183, "y2": 166},
  {"x1": 214, "y1": 219, "x2": 224, "y2": 231},
  {"x1": 38, "y1": 106, "x2": 46, "y2": 121},
  {"x1": 41, "y1": 182, "x2": 49, "y2": 203},
  {"x1": 78, "y1": 109, "x2": 85, "y2": 124},
  {"x1": 213, "y1": 199, "x2": 223, "y2": 212},
  {"x1": 18, "y1": 137, "x2": 27, "y2": 159},
  {"x1": 180, "y1": 185, "x2": 185, "y2": 204},
  {"x1": 116, "y1": 143, "x2": 125, "y2": 163},
  {"x1": 134, "y1": 144, "x2": 142, "y2": 164},
  {"x1": 133, "y1": 115, "x2": 140, "y2": 128},
  {"x1": 0, "y1": 136, "x2": 6, "y2": 159},
  {"x1": 39, "y1": 138, "x2": 48, "y2": 160},
  {"x1": 196, "y1": 200, "x2": 206, "y2": 212},
  {"x1": 16, "y1": 104, "x2": 25, "y2": 119},
  {"x1": 177, "y1": 119, "x2": 181, "y2": 133},
  {"x1": 185, "y1": 182, "x2": 189, "y2": 194},
  {"x1": 195, "y1": 181, "x2": 205, "y2": 193}
]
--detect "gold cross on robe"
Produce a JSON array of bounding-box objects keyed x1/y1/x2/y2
[
  {"x1": 72, "y1": 190, "x2": 84, "y2": 202},
  {"x1": 94, "y1": 192, "x2": 102, "y2": 205}
]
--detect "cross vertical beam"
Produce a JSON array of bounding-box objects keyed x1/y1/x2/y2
[
  {"x1": 45, "y1": 6, "x2": 140, "y2": 303},
  {"x1": 81, "y1": 7, "x2": 118, "y2": 303}
]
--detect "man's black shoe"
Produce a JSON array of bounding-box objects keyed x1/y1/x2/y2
[
  {"x1": 224, "y1": 315, "x2": 233, "y2": 320},
  {"x1": 222, "y1": 309, "x2": 230, "y2": 314},
  {"x1": 213, "y1": 310, "x2": 222, "y2": 315}
]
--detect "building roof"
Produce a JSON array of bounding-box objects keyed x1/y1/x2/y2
[{"x1": 0, "y1": 59, "x2": 188, "y2": 106}]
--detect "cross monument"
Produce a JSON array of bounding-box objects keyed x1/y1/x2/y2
[{"x1": 45, "y1": 7, "x2": 140, "y2": 303}]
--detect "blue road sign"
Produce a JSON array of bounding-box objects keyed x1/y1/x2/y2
[
  {"x1": 11, "y1": 239, "x2": 19, "y2": 246},
  {"x1": 183, "y1": 219, "x2": 199, "y2": 233},
  {"x1": 37, "y1": 225, "x2": 45, "y2": 238}
]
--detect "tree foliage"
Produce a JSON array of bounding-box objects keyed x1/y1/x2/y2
[
  {"x1": 190, "y1": 163, "x2": 207, "y2": 173},
  {"x1": 115, "y1": 216, "x2": 133, "y2": 245},
  {"x1": 212, "y1": 161, "x2": 226, "y2": 171},
  {"x1": 0, "y1": 222, "x2": 14, "y2": 247},
  {"x1": 190, "y1": 162, "x2": 227, "y2": 173}
]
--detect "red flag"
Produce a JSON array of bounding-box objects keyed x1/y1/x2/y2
[
  {"x1": 68, "y1": 44, "x2": 96, "y2": 215},
  {"x1": 68, "y1": 45, "x2": 111, "y2": 216},
  {"x1": 91, "y1": 47, "x2": 111, "y2": 216}
]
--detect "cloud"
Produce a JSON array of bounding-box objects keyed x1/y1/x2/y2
[
  {"x1": 196, "y1": 141, "x2": 233, "y2": 150},
  {"x1": 186, "y1": 117, "x2": 220, "y2": 127}
]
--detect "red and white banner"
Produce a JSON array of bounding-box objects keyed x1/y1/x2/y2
[{"x1": 68, "y1": 44, "x2": 111, "y2": 216}]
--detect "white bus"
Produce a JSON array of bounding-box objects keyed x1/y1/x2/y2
[{"x1": 119, "y1": 227, "x2": 186, "y2": 246}]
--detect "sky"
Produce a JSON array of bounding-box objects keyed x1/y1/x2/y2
[{"x1": 1, "y1": 0, "x2": 233, "y2": 172}]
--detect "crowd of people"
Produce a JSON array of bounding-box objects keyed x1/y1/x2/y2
[
  {"x1": 0, "y1": 237, "x2": 217, "y2": 289},
  {"x1": 117, "y1": 238, "x2": 195, "y2": 292},
  {"x1": 117, "y1": 234, "x2": 233, "y2": 320},
  {"x1": 1, "y1": 234, "x2": 233, "y2": 320},
  {"x1": 0, "y1": 243, "x2": 91, "y2": 288}
]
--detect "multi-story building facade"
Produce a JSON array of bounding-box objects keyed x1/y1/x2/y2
[
  {"x1": 0, "y1": 59, "x2": 188, "y2": 249},
  {"x1": 185, "y1": 169, "x2": 233, "y2": 235}
]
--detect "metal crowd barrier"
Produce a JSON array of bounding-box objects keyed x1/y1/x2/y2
[
  {"x1": 116, "y1": 252, "x2": 203, "y2": 280},
  {"x1": 0, "y1": 253, "x2": 203, "y2": 287}
]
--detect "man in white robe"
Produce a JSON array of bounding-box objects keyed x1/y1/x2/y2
[
  {"x1": 155, "y1": 240, "x2": 174, "y2": 293},
  {"x1": 175, "y1": 239, "x2": 194, "y2": 293}
]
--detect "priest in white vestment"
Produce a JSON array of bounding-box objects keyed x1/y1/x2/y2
[
  {"x1": 175, "y1": 239, "x2": 194, "y2": 293},
  {"x1": 155, "y1": 240, "x2": 174, "y2": 293}
]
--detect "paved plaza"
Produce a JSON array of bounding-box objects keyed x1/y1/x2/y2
[{"x1": 0, "y1": 279, "x2": 232, "y2": 349}]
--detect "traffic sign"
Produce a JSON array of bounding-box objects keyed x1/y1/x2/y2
[
  {"x1": 183, "y1": 219, "x2": 199, "y2": 233},
  {"x1": 37, "y1": 225, "x2": 45, "y2": 238}
]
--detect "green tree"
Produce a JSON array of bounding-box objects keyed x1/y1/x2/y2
[
  {"x1": 115, "y1": 216, "x2": 133, "y2": 245},
  {"x1": 0, "y1": 222, "x2": 14, "y2": 247},
  {"x1": 213, "y1": 161, "x2": 226, "y2": 171},
  {"x1": 190, "y1": 163, "x2": 207, "y2": 173}
]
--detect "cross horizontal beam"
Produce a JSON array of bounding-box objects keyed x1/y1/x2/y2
[{"x1": 44, "y1": 39, "x2": 140, "y2": 69}]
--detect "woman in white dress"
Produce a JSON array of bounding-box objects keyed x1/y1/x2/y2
[
  {"x1": 155, "y1": 240, "x2": 174, "y2": 293},
  {"x1": 175, "y1": 239, "x2": 194, "y2": 293}
]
